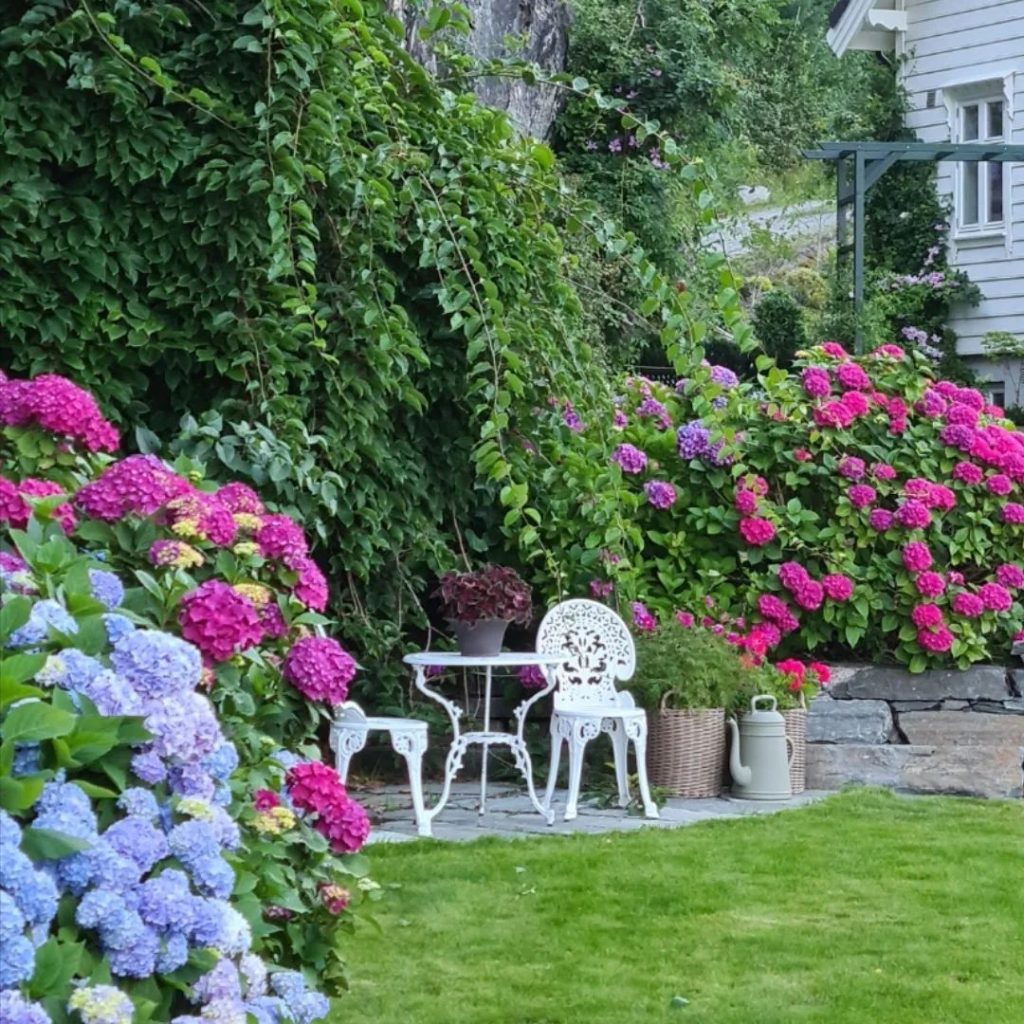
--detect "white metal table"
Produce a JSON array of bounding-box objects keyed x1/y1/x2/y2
[{"x1": 403, "y1": 651, "x2": 562, "y2": 828}]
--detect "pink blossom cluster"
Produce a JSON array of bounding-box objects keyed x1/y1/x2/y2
[
  {"x1": 282, "y1": 635, "x2": 357, "y2": 705},
  {"x1": 631, "y1": 601, "x2": 657, "y2": 632},
  {"x1": 75, "y1": 455, "x2": 192, "y2": 521},
  {"x1": 644, "y1": 479, "x2": 677, "y2": 509},
  {"x1": 611, "y1": 443, "x2": 647, "y2": 475},
  {"x1": 285, "y1": 761, "x2": 370, "y2": 854},
  {"x1": 0, "y1": 372, "x2": 119, "y2": 452},
  {"x1": 166, "y1": 491, "x2": 238, "y2": 546},
  {"x1": 178, "y1": 580, "x2": 265, "y2": 662},
  {"x1": 0, "y1": 476, "x2": 76, "y2": 533}
]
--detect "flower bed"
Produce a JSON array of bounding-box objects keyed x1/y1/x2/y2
[
  {"x1": 522, "y1": 343, "x2": 1024, "y2": 671},
  {"x1": 1, "y1": 370, "x2": 374, "y2": 1019}
]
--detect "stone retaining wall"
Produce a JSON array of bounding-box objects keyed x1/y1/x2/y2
[{"x1": 806, "y1": 645, "x2": 1024, "y2": 798}]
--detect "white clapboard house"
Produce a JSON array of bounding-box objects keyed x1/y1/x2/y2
[{"x1": 827, "y1": 0, "x2": 1023, "y2": 406}]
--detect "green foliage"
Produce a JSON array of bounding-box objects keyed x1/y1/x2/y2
[
  {"x1": 752, "y1": 290, "x2": 806, "y2": 368},
  {"x1": 630, "y1": 625, "x2": 757, "y2": 711},
  {"x1": 0, "y1": 2, "x2": 753, "y2": 708}
]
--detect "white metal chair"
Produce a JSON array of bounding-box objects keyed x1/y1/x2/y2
[
  {"x1": 329, "y1": 701, "x2": 431, "y2": 837},
  {"x1": 536, "y1": 599, "x2": 659, "y2": 821}
]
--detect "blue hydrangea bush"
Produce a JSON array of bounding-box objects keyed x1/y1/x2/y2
[{"x1": 0, "y1": 527, "x2": 334, "y2": 1024}]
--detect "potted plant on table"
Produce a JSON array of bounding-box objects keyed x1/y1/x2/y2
[
  {"x1": 435, "y1": 564, "x2": 533, "y2": 656},
  {"x1": 753, "y1": 658, "x2": 831, "y2": 795},
  {"x1": 631, "y1": 624, "x2": 754, "y2": 798}
]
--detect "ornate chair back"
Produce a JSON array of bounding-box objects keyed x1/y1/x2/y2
[{"x1": 536, "y1": 599, "x2": 636, "y2": 711}]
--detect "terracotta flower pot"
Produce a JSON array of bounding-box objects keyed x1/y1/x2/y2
[{"x1": 452, "y1": 618, "x2": 510, "y2": 657}]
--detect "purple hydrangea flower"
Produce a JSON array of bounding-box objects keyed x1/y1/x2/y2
[
  {"x1": 88, "y1": 569, "x2": 124, "y2": 611},
  {"x1": 111, "y1": 629, "x2": 201, "y2": 699}
]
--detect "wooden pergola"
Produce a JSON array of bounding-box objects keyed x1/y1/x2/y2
[{"x1": 804, "y1": 140, "x2": 1024, "y2": 351}]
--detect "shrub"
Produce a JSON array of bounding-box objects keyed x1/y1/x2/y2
[
  {"x1": 630, "y1": 623, "x2": 757, "y2": 712},
  {"x1": 752, "y1": 290, "x2": 805, "y2": 369},
  {"x1": 517, "y1": 343, "x2": 1024, "y2": 672}
]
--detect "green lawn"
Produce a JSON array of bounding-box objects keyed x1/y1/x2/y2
[{"x1": 338, "y1": 790, "x2": 1024, "y2": 1024}]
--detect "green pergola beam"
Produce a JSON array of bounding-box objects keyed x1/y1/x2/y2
[{"x1": 804, "y1": 141, "x2": 1024, "y2": 352}]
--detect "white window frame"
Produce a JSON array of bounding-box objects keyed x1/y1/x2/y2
[{"x1": 948, "y1": 84, "x2": 1011, "y2": 241}]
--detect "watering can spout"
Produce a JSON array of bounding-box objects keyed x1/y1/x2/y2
[{"x1": 727, "y1": 717, "x2": 752, "y2": 786}]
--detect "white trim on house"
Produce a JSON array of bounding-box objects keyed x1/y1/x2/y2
[{"x1": 827, "y1": 0, "x2": 906, "y2": 56}]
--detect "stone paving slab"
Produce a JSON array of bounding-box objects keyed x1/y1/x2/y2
[{"x1": 355, "y1": 781, "x2": 829, "y2": 844}]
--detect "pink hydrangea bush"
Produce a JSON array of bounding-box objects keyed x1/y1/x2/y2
[{"x1": 527, "y1": 349, "x2": 1024, "y2": 671}]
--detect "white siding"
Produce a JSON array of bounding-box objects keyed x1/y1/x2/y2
[{"x1": 900, "y1": 0, "x2": 1024, "y2": 376}]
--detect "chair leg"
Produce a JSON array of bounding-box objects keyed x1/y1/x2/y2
[
  {"x1": 403, "y1": 745, "x2": 430, "y2": 838},
  {"x1": 543, "y1": 721, "x2": 562, "y2": 813},
  {"x1": 564, "y1": 724, "x2": 591, "y2": 822},
  {"x1": 609, "y1": 721, "x2": 630, "y2": 808},
  {"x1": 333, "y1": 729, "x2": 368, "y2": 785},
  {"x1": 632, "y1": 718, "x2": 659, "y2": 820}
]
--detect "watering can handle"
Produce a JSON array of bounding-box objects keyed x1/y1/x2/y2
[
  {"x1": 750, "y1": 694, "x2": 778, "y2": 712},
  {"x1": 785, "y1": 736, "x2": 794, "y2": 764}
]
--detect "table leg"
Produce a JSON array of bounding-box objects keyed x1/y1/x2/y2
[
  {"x1": 412, "y1": 665, "x2": 465, "y2": 825},
  {"x1": 511, "y1": 665, "x2": 558, "y2": 825},
  {"x1": 480, "y1": 665, "x2": 492, "y2": 814}
]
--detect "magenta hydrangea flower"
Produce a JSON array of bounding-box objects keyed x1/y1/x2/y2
[
  {"x1": 644, "y1": 480, "x2": 677, "y2": 510},
  {"x1": 847, "y1": 484, "x2": 876, "y2": 509},
  {"x1": 757, "y1": 594, "x2": 790, "y2": 624},
  {"x1": 819, "y1": 342, "x2": 849, "y2": 359},
  {"x1": 911, "y1": 603, "x2": 943, "y2": 630},
  {"x1": 918, "y1": 389, "x2": 947, "y2": 418},
  {"x1": 840, "y1": 391, "x2": 870, "y2": 418},
  {"x1": 734, "y1": 488, "x2": 758, "y2": 515},
  {"x1": 793, "y1": 580, "x2": 824, "y2": 611},
  {"x1": 631, "y1": 601, "x2": 657, "y2": 632},
  {"x1": 283, "y1": 636, "x2": 356, "y2": 705},
  {"x1": 868, "y1": 508, "x2": 894, "y2": 531},
  {"x1": 611, "y1": 444, "x2": 647, "y2": 474},
  {"x1": 894, "y1": 499, "x2": 932, "y2": 530},
  {"x1": 914, "y1": 571, "x2": 945, "y2": 598},
  {"x1": 255, "y1": 514, "x2": 308, "y2": 561},
  {"x1": 800, "y1": 367, "x2": 831, "y2": 399},
  {"x1": 870, "y1": 463, "x2": 897, "y2": 481},
  {"x1": 951, "y1": 592, "x2": 985, "y2": 618},
  {"x1": 777, "y1": 562, "x2": 810, "y2": 591},
  {"x1": 995, "y1": 564, "x2": 1024, "y2": 590},
  {"x1": 75, "y1": 455, "x2": 191, "y2": 521},
  {"x1": 985, "y1": 474, "x2": 1013, "y2": 496},
  {"x1": 821, "y1": 574, "x2": 854, "y2": 602},
  {"x1": 901, "y1": 542, "x2": 932, "y2": 573},
  {"x1": 518, "y1": 665, "x2": 547, "y2": 689},
  {"x1": 215, "y1": 482, "x2": 265, "y2": 515},
  {"x1": 611, "y1": 410, "x2": 628, "y2": 430},
  {"x1": 838, "y1": 456, "x2": 866, "y2": 480},
  {"x1": 814, "y1": 401, "x2": 855, "y2": 429},
  {"x1": 0, "y1": 478, "x2": 76, "y2": 533},
  {"x1": 165, "y1": 492, "x2": 237, "y2": 546},
  {"x1": 738, "y1": 517, "x2": 776, "y2": 547},
  {"x1": 917, "y1": 625, "x2": 954, "y2": 653},
  {"x1": 945, "y1": 403, "x2": 979, "y2": 426},
  {"x1": 952, "y1": 461, "x2": 983, "y2": 485},
  {"x1": 178, "y1": 581, "x2": 264, "y2": 662},
  {"x1": 835, "y1": 362, "x2": 871, "y2": 391},
  {"x1": 0, "y1": 373, "x2": 119, "y2": 452},
  {"x1": 260, "y1": 602, "x2": 288, "y2": 640},
  {"x1": 978, "y1": 582, "x2": 1012, "y2": 612},
  {"x1": 589, "y1": 579, "x2": 613, "y2": 598},
  {"x1": 1002, "y1": 503, "x2": 1024, "y2": 524},
  {"x1": 283, "y1": 554, "x2": 329, "y2": 612}
]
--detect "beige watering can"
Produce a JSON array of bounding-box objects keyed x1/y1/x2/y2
[{"x1": 727, "y1": 695, "x2": 793, "y2": 801}]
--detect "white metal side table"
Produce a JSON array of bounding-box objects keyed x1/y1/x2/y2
[{"x1": 403, "y1": 651, "x2": 562, "y2": 828}]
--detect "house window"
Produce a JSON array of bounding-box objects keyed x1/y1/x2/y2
[{"x1": 956, "y1": 95, "x2": 1006, "y2": 234}]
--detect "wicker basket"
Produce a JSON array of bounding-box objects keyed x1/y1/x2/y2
[
  {"x1": 648, "y1": 700, "x2": 726, "y2": 798},
  {"x1": 782, "y1": 708, "x2": 807, "y2": 795}
]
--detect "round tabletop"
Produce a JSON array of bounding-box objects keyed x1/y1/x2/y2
[{"x1": 403, "y1": 651, "x2": 563, "y2": 668}]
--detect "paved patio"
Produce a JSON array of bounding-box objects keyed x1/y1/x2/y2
[{"x1": 357, "y1": 780, "x2": 829, "y2": 843}]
